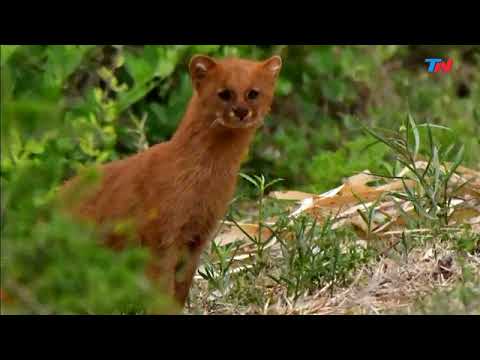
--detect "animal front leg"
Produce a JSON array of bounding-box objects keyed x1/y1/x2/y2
[
  {"x1": 146, "y1": 245, "x2": 179, "y2": 309},
  {"x1": 174, "y1": 246, "x2": 203, "y2": 307}
]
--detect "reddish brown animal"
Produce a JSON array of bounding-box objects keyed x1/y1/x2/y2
[{"x1": 61, "y1": 54, "x2": 282, "y2": 308}]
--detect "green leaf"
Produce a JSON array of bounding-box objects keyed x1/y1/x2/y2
[
  {"x1": 44, "y1": 45, "x2": 94, "y2": 88},
  {"x1": 445, "y1": 145, "x2": 464, "y2": 185},
  {"x1": 408, "y1": 113, "x2": 420, "y2": 160},
  {"x1": 265, "y1": 178, "x2": 284, "y2": 190},
  {"x1": 0, "y1": 45, "x2": 20, "y2": 66},
  {"x1": 191, "y1": 45, "x2": 221, "y2": 54},
  {"x1": 239, "y1": 173, "x2": 259, "y2": 189},
  {"x1": 417, "y1": 124, "x2": 452, "y2": 131}
]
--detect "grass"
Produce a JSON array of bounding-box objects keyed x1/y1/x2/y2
[{"x1": 186, "y1": 115, "x2": 480, "y2": 315}]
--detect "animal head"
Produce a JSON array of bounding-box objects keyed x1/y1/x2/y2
[{"x1": 189, "y1": 54, "x2": 282, "y2": 129}]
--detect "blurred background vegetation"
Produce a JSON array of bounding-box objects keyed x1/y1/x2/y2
[{"x1": 1, "y1": 45, "x2": 479, "y2": 314}]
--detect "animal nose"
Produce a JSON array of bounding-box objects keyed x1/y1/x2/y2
[{"x1": 233, "y1": 107, "x2": 249, "y2": 120}]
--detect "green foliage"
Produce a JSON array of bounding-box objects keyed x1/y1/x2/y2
[
  {"x1": 308, "y1": 136, "x2": 391, "y2": 192},
  {"x1": 271, "y1": 217, "x2": 370, "y2": 300},
  {"x1": 196, "y1": 176, "x2": 371, "y2": 309},
  {"x1": 1, "y1": 156, "x2": 173, "y2": 314},
  {"x1": 363, "y1": 115, "x2": 464, "y2": 225}
]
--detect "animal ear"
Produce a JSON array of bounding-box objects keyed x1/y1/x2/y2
[
  {"x1": 189, "y1": 55, "x2": 217, "y2": 86},
  {"x1": 261, "y1": 55, "x2": 282, "y2": 77}
]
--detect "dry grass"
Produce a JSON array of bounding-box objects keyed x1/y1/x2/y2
[
  {"x1": 188, "y1": 231, "x2": 479, "y2": 315},
  {"x1": 188, "y1": 238, "x2": 479, "y2": 315},
  {"x1": 265, "y1": 246, "x2": 479, "y2": 315},
  {"x1": 186, "y1": 159, "x2": 480, "y2": 315}
]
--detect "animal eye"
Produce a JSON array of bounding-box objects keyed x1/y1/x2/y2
[
  {"x1": 218, "y1": 89, "x2": 233, "y2": 101},
  {"x1": 247, "y1": 89, "x2": 259, "y2": 100}
]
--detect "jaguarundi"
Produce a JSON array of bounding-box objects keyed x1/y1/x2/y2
[{"x1": 61, "y1": 54, "x2": 282, "y2": 310}]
